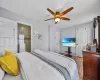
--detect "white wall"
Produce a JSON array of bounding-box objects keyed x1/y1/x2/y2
[
  {"x1": 60, "y1": 27, "x2": 76, "y2": 55},
  {"x1": 60, "y1": 22, "x2": 93, "y2": 56},
  {"x1": 32, "y1": 23, "x2": 49, "y2": 51},
  {"x1": 99, "y1": 0, "x2": 100, "y2": 15},
  {"x1": 0, "y1": 7, "x2": 49, "y2": 51}
]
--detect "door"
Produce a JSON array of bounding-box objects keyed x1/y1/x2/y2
[
  {"x1": 18, "y1": 23, "x2": 31, "y2": 52},
  {"x1": 0, "y1": 17, "x2": 17, "y2": 53},
  {"x1": 76, "y1": 27, "x2": 88, "y2": 57},
  {"x1": 24, "y1": 26, "x2": 31, "y2": 52},
  {"x1": 55, "y1": 31, "x2": 60, "y2": 53}
]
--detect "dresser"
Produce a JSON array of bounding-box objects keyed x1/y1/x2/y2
[{"x1": 83, "y1": 51, "x2": 100, "y2": 80}]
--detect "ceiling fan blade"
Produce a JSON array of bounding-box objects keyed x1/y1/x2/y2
[
  {"x1": 47, "y1": 8, "x2": 55, "y2": 16},
  {"x1": 61, "y1": 17, "x2": 70, "y2": 20},
  {"x1": 60, "y1": 7, "x2": 74, "y2": 16},
  {"x1": 44, "y1": 18, "x2": 55, "y2": 21}
]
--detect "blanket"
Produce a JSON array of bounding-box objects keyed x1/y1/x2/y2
[
  {"x1": 33, "y1": 52, "x2": 71, "y2": 80},
  {"x1": 16, "y1": 52, "x2": 65, "y2": 80},
  {"x1": 34, "y1": 49, "x2": 78, "y2": 80}
]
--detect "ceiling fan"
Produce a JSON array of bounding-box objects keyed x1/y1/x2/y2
[{"x1": 44, "y1": 7, "x2": 74, "y2": 24}]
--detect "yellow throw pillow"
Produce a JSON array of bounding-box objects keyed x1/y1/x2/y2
[
  {"x1": 0, "y1": 54, "x2": 19, "y2": 76},
  {"x1": 4, "y1": 50, "x2": 13, "y2": 56}
]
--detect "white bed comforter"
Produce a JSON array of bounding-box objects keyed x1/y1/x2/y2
[
  {"x1": 16, "y1": 52, "x2": 65, "y2": 80},
  {"x1": 34, "y1": 49, "x2": 78, "y2": 80}
]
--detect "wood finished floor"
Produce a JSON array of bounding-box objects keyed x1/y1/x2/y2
[{"x1": 72, "y1": 56, "x2": 83, "y2": 80}]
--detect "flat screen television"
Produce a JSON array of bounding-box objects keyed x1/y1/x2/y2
[{"x1": 62, "y1": 38, "x2": 76, "y2": 47}]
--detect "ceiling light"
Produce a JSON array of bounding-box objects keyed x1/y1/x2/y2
[{"x1": 55, "y1": 18, "x2": 60, "y2": 22}]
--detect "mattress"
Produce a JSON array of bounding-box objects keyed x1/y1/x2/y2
[{"x1": 2, "y1": 73, "x2": 23, "y2": 80}]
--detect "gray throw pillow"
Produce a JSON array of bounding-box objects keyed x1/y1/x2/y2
[
  {"x1": 0, "y1": 52, "x2": 3, "y2": 57},
  {"x1": 0, "y1": 68, "x2": 5, "y2": 80}
]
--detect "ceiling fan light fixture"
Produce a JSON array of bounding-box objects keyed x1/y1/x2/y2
[
  {"x1": 55, "y1": 18, "x2": 60, "y2": 22},
  {"x1": 45, "y1": 7, "x2": 73, "y2": 24}
]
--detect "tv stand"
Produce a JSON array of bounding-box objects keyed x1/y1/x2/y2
[{"x1": 65, "y1": 46, "x2": 72, "y2": 57}]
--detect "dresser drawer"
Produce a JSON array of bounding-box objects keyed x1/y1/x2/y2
[
  {"x1": 84, "y1": 77, "x2": 96, "y2": 80},
  {"x1": 83, "y1": 51, "x2": 100, "y2": 80}
]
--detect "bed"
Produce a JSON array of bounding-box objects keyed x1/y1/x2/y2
[
  {"x1": 33, "y1": 49, "x2": 78, "y2": 80},
  {"x1": 1, "y1": 52, "x2": 65, "y2": 80},
  {"x1": 2, "y1": 73, "x2": 23, "y2": 80},
  {"x1": 1, "y1": 50, "x2": 78, "y2": 80}
]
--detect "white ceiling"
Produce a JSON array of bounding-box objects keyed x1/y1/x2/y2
[{"x1": 0, "y1": 0, "x2": 100, "y2": 28}]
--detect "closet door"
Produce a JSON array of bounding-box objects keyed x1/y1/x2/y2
[{"x1": 76, "y1": 27, "x2": 87, "y2": 57}]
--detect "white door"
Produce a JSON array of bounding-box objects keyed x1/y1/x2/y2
[
  {"x1": 0, "y1": 17, "x2": 17, "y2": 53},
  {"x1": 55, "y1": 31, "x2": 60, "y2": 53},
  {"x1": 76, "y1": 27, "x2": 88, "y2": 57}
]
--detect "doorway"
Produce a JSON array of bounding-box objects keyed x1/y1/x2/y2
[
  {"x1": 76, "y1": 27, "x2": 88, "y2": 57},
  {"x1": 18, "y1": 23, "x2": 31, "y2": 52}
]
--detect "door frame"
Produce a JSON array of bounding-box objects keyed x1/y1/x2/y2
[{"x1": 17, "y1": 21, "x2": 33, "y2": 52}]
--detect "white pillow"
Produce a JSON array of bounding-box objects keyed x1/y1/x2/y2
[{"x1": 0, "y1": 68, "x2": 5, "y2": 80}]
